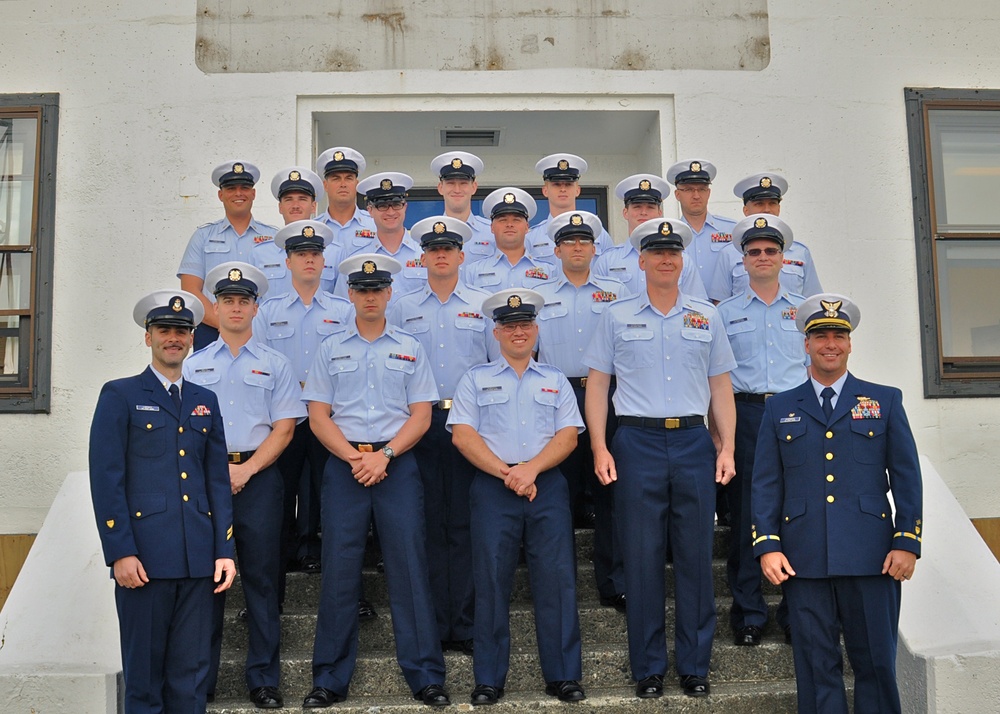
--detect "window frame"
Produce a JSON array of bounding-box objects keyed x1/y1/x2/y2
[
  {"x1": 905, "y1": 87, "x2": 1000, "y2": 398},
  {"x1": 0, "y1": 93, "x2": 58, "y2": 413}
]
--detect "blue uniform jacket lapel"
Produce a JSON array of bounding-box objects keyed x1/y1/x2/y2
[
  {"x1": 829, "y1": 373, "x2": 861, "y2": 425},
  {"x1": 140, "y1": 366, "x2": 178, "y2": 418},
  {"x1": 791, "y1": 381, "x2": 825, "y2": 425}
]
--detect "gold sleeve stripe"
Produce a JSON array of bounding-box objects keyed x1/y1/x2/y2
[
  {"x1": 226, "y1": 525, "x2": 234, "y2": 540},
  {"x1": 893, "y1": 531, "x2": 921, "y2": 542},
  {"x1": 753, "y1": 534, "x2": 781, "y2": 546}
]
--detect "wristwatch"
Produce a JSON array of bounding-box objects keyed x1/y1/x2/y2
[{"x1": 381, "y1": 445, "x2": 395, "y2": 461}]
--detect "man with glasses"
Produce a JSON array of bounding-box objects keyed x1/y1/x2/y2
[
  {"x1": 666, "y1": 159, "x2": 737, "y2": 289},
  {"x1": 387, "y1": 215, "x2": 497, "y2": 657},
  {"x1": 334, "y1": 172, "x2": 425, "y2": 304},
  {"x1": 535, "y1": 211, "x2": 628, "y2": 610},
  {"x1": 707, "y1": 173, "x2": 823, "y2": 302},
  {"x1": 302, "y1": 253, "x2": 449, "y2": 708},
  {"x1": 583, "y1": 219, "x2": 737, "y2": 699},
  {"x1": 464, "y1": 187, "x2": 557, "y2": 290},
  {"x1": 314, "y1": 147, "x2": 377, "y2": 290},
  {"x1": 449, "y1": 288, "x2": 586, "y2": 706},
  {"x1": 430, "y1": 152, "x2": 496, "y2": 262},
  {"x1": 716, "y1": 214, "x2": 807, "y2": 648}
]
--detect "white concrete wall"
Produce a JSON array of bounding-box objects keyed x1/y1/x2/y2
[{"x1": 2, "y1": 0, "x2": 1000, "y2": 532}]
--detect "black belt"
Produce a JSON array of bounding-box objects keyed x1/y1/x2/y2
[
  {"x1": 350, "y1": 441, "x2": 389, "y2": 452},
  {"x1": 734, "y1": 392, "x2": 775, "y2": 404},
  {"x1": 618, "y1": 415, "x2": 704, "y2": 430},
  {"x1": 228, "y1": 450, "x2": 256, "y2": 464}
]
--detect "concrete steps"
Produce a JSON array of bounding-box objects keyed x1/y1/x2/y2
[{"x1": 208, "y1": 524, "x2": 847, "y2": 710}]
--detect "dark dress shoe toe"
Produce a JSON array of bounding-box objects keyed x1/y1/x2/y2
[
  {"x1": 302, "y1": 686, "x2": 345, "y2": 708},
  {"x1": 733, "y1": 624, "x2": 763, "y2": 646},
  {"x1": 680, "y1": 674, "x2": 710, "y2": 697},
  {"x1": 470, "y1": 684, "x2": 504, "y2": 705},
  {"x1": 545, "y1": 680, "x2": 586, "y2": 702},
  {"x1": 250, "y1": 685, "x2": 283, "y2": 709},
  {"x1": 784, "y1": 625, "x2": 793, "y2": 644},
  {"x1": 635, "y1": 674, "x2": 663, "y2": 698},
  {"x1": 299, "y1": 555, "x2": 321, "y2": 573},
  {"x1": 415, "y1": 684, "x2": 450, "y2": 707},
  {"x1": 358, "y1": 598, "x2": 378, "y2": 621},
  {"x1": 599, "y1": 593, "x2": 627, "y2": 613}
]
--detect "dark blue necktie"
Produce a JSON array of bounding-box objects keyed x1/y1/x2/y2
[
  {"x1": 821, "y1": 386, "x2": 835, "y2": 421},
  {"x1": 169, "y1": 384, "x2": 182, "y2": 411}
]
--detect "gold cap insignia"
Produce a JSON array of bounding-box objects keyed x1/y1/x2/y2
[
  {"x1": 233, "y1": 163, "x2": 244, "y2": 174},
  {"x1": 362, "y1": 260, "x2": 377, "y2": 274},
  {"x1": 380, "y1": 179, "x2": 393, "y2": 191},
  {"x1": 557, "y1": 159, "x2": 569, "y2": 170},
  {"x1": 760, "y1": 176, "x2": 772, "y2": 188},
  {"x1": 754, "y1": 217, "x2": 768, "y2": 229},
  {"x1": 503, "y1": 192, "x2": 516, "y2": 204},
  {"x1": 289, "y1": 170, "x2": 301, "y2": 181},
  {"x1": 570, "y1": 214, "x2": 583, "y2": 226},
  {"x1": 508, "y1": 295, "x2": 522, "y2": 308},
  {"x1": 821, "y1": 299, "x2": 843, "y2": 318},
  {"x1": 433, "y1": 221, "x2": 446, "y2": 234},
  {"x1": 333, "y1": 151, "x2": 345, "y2": 161},
  {"x1": 228, "y1": 268, "x2": 242, "y2": 282},
  {"x1": 106, "y1": 519, "x2": 115, "y2": 529},
  {"x1": 451, "y1": 158, "x2": 463, "y2": 169},
  {"x1": 302, "y1": 226, "x2": 315, "y2": 238},
  {"x1": 690, "y1": 161, "x2": 702, "y2": 173},
  {"x1": 639, "y1": 179, "x2": 651, "y2": 191},
  {"x1": 660, "y1": 222, "x2": 672, "y2": 236},
  {"x1": 171, "y1": 297, "x2": 183, "y2": 313}
]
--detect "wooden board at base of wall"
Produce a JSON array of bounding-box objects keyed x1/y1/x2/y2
[
  {"x1": 972, "y1": 518, "x2": 1000, "y2": 564},
  {"x1": 0, "y1": 534, "x2": 36, "y2": 611}
]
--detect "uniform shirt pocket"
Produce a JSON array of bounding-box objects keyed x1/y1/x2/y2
[
  {"x1": 781, "y1": 497, "x2": 807, "y2": 526},
  {"x1": 619, "y1": 328, "x2": 655, "y2": 369},
  {"x1": 777, "y1": 420, "x2": 809, "y2": 467},
  {"x1": 130, "y1": 493, "x2": 167, "y2": 521},
  {"x1": 725, "y1": 318, "x2": 758, "y2": 362},
  {"x1": 188, "y1": 415, "x2": 213, "y2": 435},
  {"x1": 475, "y1": 272, "x2": 502, "y2": 287},
  {"x1": 242, "y1": 370, "x2": 275, "y2": 414},
  {"x1": 476, "y1": 390, "x2": 510, "y2": 433},
  {"x1": 266, "y1": 322, "x2": 295, "y2": 341},
  {"x1": 533, "y1": 390, "x2": 559, "y2": 434},
  {"x1": 129, "y1": 410, "x2": 168, "y2": 458},
  {"x1": 858, "y1": 494, "x2": 892, "y2": 522},
  {"x1": 203, "y1": 239, "x2": 230, "y2": 254},
  {"x1": 384, "y1": 358, "x2": 416, "y2": 403},
  {"x1": 850, "y1": 419, "x2": 887, "y2": 465}
]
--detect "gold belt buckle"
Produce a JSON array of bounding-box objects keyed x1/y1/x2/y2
[
  {"x1": 579, "y1": 377, "x2": 587, "y2": 388},
  {"x1": 357, "y1": 443, "x2": 373, "y2": 453},
  {"x1": 438, "y1": 399, "x2": 453, "y2": 410},
  {"x1": 229, "y1": 452, "x2": 242, "y2": 464},
  {"x1": 663, "y1": 418, "x2": 680, "y2": 429}
]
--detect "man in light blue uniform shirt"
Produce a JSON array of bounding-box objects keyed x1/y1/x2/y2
[
  {"x1": 430, "y1": 152, "x2": 495, "y2": 261},
  {"x1": 583, "y1": 219, "x2": 738, "y2": 700},
  {"x1": 594, "y1": 173, "x2": 708, "y2": 299},
  {"x1": 535, "y1": 210, "x2": 627, "y2": 611},
  {"x1": 524, "y1": 153, "x2": 614, "y2": 262},
  {"x1": 254, "y1": 220, "x2": 352, "y2": 597},
  {"x1": 259, "y1": 166, "x2": 326, "y2": 299},
  {"x1": 708, "y1": 173, "x2": 823, "y2": 302},
  {"x1": 387, "y1": 216, "x2": 497, "y2": 657},
  {"x1": 666, "y1": 159, "x2": 738, "y2": 289},
  {"x1": 301, "y1": 253, "x2": 449, "y2": 708},
  {"x1": 449, "y1": 288, "x2": 586, "y2": 706},
  {"x1": 716, "y1": 214, "x2": 807, "y2": 648},
  {"x1": 184, "y1": 262, "x2": 305, "y2": 710},
  {"x1": 314, "y1": 146, "x2": 377, "y2": 291},
  {"x1": 334, "y1": 172, "x2": 426, "y2": 303},
  {"x1": 178, "y1": 160, "x2": 280, "y2": 350},
  {"x1": 464, "y1": 187, "x2": 558, "y2": 290}
]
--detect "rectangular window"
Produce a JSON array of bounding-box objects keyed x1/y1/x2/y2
[
  {"x1": 0, "y1": 94, "x2": 58, "y2": 412},
  {"x1": 905, "y1": 88, "x2": 1000, "y2": 396}
]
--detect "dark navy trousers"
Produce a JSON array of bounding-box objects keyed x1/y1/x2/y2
[
  {"x1": 312, "y1": 450, "x2": 445, "y2": 695},
  {"x1": 613, "y1": 424, "x2": 717, "y2": 680},
  {"x1": 470, "y1": 467, "x2": 582, "y2": 688}
]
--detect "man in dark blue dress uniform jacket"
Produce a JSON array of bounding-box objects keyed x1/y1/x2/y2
[
  {"x1": 752, "y1": 293, "x2": 922, "y2": 714},
  {"x1": 89, "y1": 289, "x2": 236, "y2": 713}
]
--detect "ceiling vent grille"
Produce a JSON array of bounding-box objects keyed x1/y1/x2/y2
[{"x1": 440, "y1": 128, "x2": 501, "y2": 147}]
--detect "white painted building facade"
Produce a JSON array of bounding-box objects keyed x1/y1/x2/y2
[{"x1": 2, "y1": 0, "x2": 1000, "y2": 535}]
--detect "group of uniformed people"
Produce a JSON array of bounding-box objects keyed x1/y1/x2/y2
[{"x1": 89, "y1": 148, "x2": 922, "y2": 714}]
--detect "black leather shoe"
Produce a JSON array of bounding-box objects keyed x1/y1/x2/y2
[
  {"x1": 249, "y1": 685, "x2": 283, "y2": 709},
  {"x1": 599, "y1": 593, "x2": 627, "y2": 613},
  {"x1": 415, "y1": 684, "x2": 450, "y2": 707},
  {"x1": 784, "y1": 625, "x2": 793, "y2": 644},
  {"x1": 680, "y1": 674, "x2": 709, "y2": 697},
  {"x1": 545, "y1": 680, "x2": 586, "y2": 702},
  {"x1": 470, "y1": 684, "x2": 504, "y2": 705},
  {"x1": 358, "y1": 598, "x2": 377, "y2": 622},
  {"x1": 299, "y1": 555, "x2": 321, "y2": 574},
  {"x1": 303, "y1": 686, "x2": 345, "y2": 708},
  {"x1": 442, "y1": 638, "x2": 474, "y2": 655},
  {"x1": 635, "y1": 674, "x2": 663, "y2": 699},
  {"x1": 733, "y1": 624, "x2": 763, "y2": 646}
]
